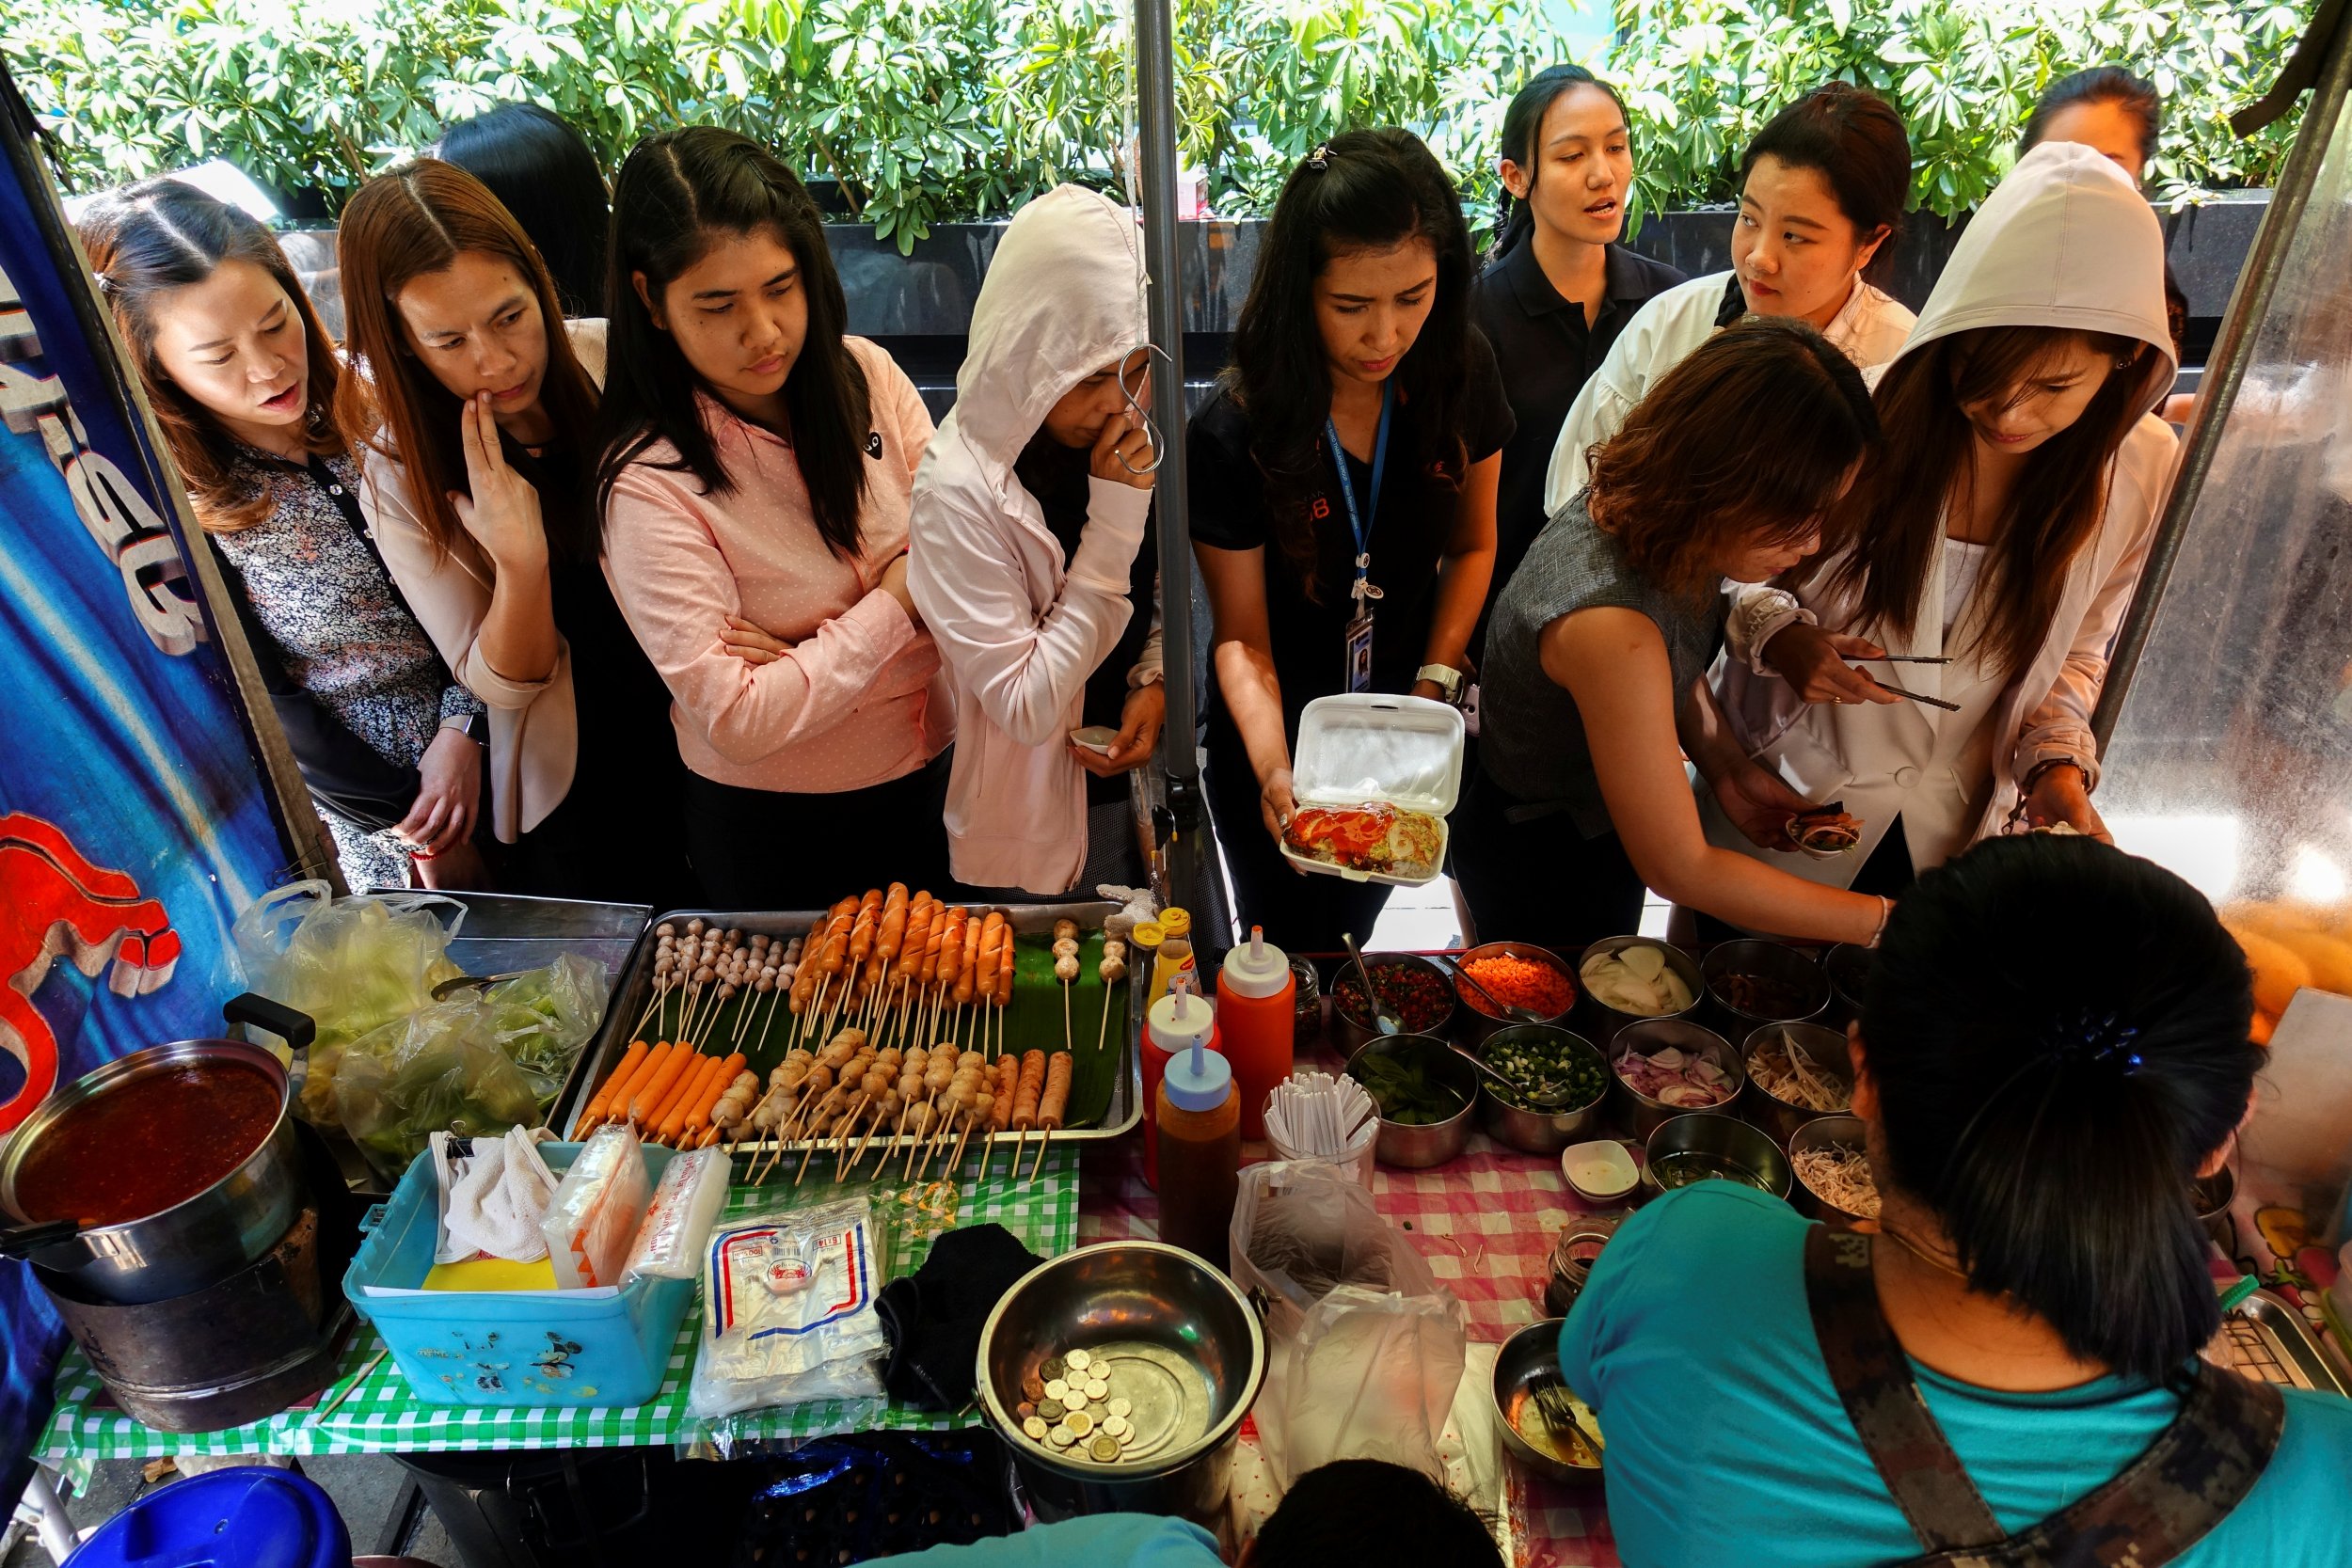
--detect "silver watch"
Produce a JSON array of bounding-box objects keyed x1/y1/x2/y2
[{"x1": 441, "y1": 712, "x2": 480, "y2": 740}]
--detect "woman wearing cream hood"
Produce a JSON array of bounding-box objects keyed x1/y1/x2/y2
[
  {"x1": 909, "y1": 185, "x2": 1164, "y2": 895},
  {"x1": 1699, "y1": 141, "x2": 2179, "y2": 900}
]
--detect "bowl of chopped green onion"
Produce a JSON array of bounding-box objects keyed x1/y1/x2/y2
[
  {"x1": 1343, "y1": 1034, "x2": 1477, "y2": 1169},
  {"x1": 1474, "y1": 1024, "x2": 1609, "y2": 1154}
]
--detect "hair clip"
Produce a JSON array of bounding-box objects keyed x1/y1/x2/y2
[
  {"x1": 1306, "y1": 144, "x2": 1333, "y2": 171},
  {"x1": 93, "y1": 270, "x2": 118, "y2": 295},
  {"x1": 2043, "y1": 1008, "x2": 2142, "y2": 1075}
]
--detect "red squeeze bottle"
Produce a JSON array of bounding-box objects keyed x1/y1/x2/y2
[
  {"x1": 1216, "y1": 926, "x2": 1295, "y2": 1143},
  {"x1": 1143, "y1": 974, "x2": 1218, "y2": 1191}
]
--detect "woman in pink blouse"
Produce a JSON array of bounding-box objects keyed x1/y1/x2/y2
[{"x1": 596, "y1": 128, "x2": 953, "y2": 906}]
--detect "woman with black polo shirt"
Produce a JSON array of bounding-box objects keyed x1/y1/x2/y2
[
  {"x1": 1471, "y1": 65, "x2": 1683, "y2": 660},
  {"x1": 1191, "y1": 129, "x2": 1511, "y2": 951}
]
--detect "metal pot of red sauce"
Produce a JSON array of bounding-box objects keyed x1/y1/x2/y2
[{"x1": 0, "y1": 994, "x2": 315, "y2": 1305}]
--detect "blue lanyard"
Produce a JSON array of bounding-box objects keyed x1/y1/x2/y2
[{"x1": 1326, "y1": 380, "x2": 1393, "y2": 607}]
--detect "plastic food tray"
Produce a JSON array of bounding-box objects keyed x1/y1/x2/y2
[
  {"x1": 343, "y1": 1142, "x2": 695, "y2": 1408},
  {"x1": 561, "y1": 901, "x2": 1143, "y2": 1159},
  {"x1": 1279, "y1": 693, "x2": 1465, "y2": 887}
]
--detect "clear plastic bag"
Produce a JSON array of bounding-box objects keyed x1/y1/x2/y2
[
  {"x1": 624, "y1": 1147, "x2": 732, "y2": 1283},
  {"x1": 690, "y1": 1198, "x2": 890, "y2": 1419},
  {"x1": 541, "y1": 1125, "x2": 650, "y2": 1289},
  {"x1": 231, "y1": 882, "x2": 466, "y2": 1125},
  {"x1": 329, "y1": 953, "x2": 608, "y2": 1180},
  {"x1": 1228, "y1": 1161, "x2": 1441, "y2": 1345},
  {"x1": 1256, "y1": 1284, "x2": 1467, "y2": 1492}
]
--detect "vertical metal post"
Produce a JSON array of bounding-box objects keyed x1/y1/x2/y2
[{"x1": 1135, "y1": 0, "x2": 1204, "y2": 904}]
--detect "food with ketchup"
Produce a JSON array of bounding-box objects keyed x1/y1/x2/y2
[{"x1": 1282, "y1": 801, "x2": 1443, "y2": 880}]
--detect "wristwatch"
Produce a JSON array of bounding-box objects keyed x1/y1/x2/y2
[
  {"x1": 1414, "y1": 664, "x2": 1466, "y2": 705},
  {"x1": 440, "y1": 712, "x2": 480, "y2": 741}
]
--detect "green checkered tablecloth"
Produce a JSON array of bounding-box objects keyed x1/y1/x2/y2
[{"x1": 36, "y1": 1147, "x2": 1080, "y2": 1462}]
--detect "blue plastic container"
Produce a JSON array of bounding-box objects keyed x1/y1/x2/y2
[
  {"x1": 66, "y1": 1468, "x2": 349, "y2": 1568},
  {"x1": 342, "y1": 1141, "x2": 696, "y2": 1407}
]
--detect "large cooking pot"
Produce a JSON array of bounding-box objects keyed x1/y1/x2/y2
[{"x1": 0, "y1": 994, "x2": 314, "y2": 1305}]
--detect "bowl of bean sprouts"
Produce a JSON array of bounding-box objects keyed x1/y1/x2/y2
[
  {"x1": 1788, "y1": 1115, "x2": 1879, "y2": 1228},
  {"x1": 1742, "y1": 1022, "x2": 1855, "y2": 1144}
]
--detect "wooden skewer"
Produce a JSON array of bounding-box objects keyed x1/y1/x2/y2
[{"x1": 1028, "y1": 1123, "x2": 1051, "y2": 1183}]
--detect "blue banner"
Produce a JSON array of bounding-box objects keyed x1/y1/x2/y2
[{"x1": 0, "y1": 132, "x2": 298, "y2": 1498}]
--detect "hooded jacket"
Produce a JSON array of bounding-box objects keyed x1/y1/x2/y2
[
  {"x1": 907, "y1": 185, "x2": 1164, "y2": 893},
  {"x1": 1706, "y1": 142, "x2": 2180, "y2": 887}
]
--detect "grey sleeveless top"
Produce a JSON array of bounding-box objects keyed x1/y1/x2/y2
[{"x1": 1478, "y1": 491, "x2": 1724, "y2": 838}]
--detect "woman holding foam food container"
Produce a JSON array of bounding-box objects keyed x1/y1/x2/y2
[{"x1": 1191, "y1": 129, "x2": 1509, "y2": 948}]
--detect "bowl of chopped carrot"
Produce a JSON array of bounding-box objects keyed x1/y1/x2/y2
[{"x1": 1448, "y1": 943, "x2": 1579, "y2": 1048}]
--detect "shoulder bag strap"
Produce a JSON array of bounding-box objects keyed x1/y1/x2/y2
[{"x1": 1804, "y1": 1226, "x2": 2007, "y2": 1553}]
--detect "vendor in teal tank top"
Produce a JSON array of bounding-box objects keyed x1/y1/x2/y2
[
  {"x1": 1456, "y1": 316, "x2": 1894, "y2": 951},
  {"x1": 1560, "y1": 834, "x2": 2352, "y2": 1568}
]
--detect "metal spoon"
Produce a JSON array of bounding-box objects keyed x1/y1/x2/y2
[
  {"x1": 1451, "y1": 1048, "x2": 1574, "y2": 1110},
  {"x1": 1436, "y1": 954, "x2": 1550, "y2": 1025},
  {"x1": 1339, "y1": 932, "x2": 1400, "y2": 1036}
]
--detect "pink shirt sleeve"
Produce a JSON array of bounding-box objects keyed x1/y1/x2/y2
[{"x1": 600, "y1": 467, "x2": 920, "y2": 767}]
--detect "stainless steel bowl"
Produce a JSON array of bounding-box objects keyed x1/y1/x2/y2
[
  {"x1": 1742, "y1": 1022, "x2": 1855, "y2": 1146},
  {"x1": 0, "y1": 1034, "x2": 308, "y2": 1306},
  {"x1": 1644, "y1": 1112, "x2": 1791, "y2": 1201},
  {"x1": 1343, "y1": 1035, "x2": 1477, "y2": 1168},
  {"x1": 1701, "y1": 939, "x2": 1830, "y2": 1036},
  {"x1": 1491, "y1": 1318, "x2": 1602, "y2": 1489},
  {"x1": 1575, "y1": 937, "x2": 1703, "y2": 1047},
  {"x1": 2192, "y1": 1163, "x2": 2237, "y2": 1253},
  {"x1": 1607, "y1": 1019, "x2": 1741, "y2": 1140},
  {"x1": 1447, "y1": 941, "x2": 1577, "y2": 1049},
  {"x1": 1788, "y1": 1114, "x2": 1874, "y2": 1227},
  {"x1": 1329, "y1": 953, "x2": 1457, "y2": 1056},
  {"x1": 1822, "y1": 942, "x2": 1875, "y2": 1029},
  {"x1": 977, "y1": 1242, "x2": 1265, "y2": 1526},
  {"x1": 1474, "y1": 1025, "x2": 1606, "y2": 1155}
]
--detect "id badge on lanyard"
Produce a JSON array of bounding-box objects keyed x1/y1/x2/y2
[{"x1": 1329, "y1": 382, "x2": 1393, "y2": 693}]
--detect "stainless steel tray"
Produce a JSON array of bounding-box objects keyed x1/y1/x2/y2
[
  {"x1": 559, "y1": 901, "x2": 1144, "y2": 1163},
  {"x1": 2218, "y1": 1290, "x2": 2352, "y2": 1396}
]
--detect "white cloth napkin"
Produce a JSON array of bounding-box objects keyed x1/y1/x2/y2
[{"x1": 433, "y1": 1126, "x2": 558, "y2": 1264}]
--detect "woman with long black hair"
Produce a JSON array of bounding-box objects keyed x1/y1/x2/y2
[
  {"x1": 1561, "y1": 833, "x2": 2349, "y2": 1566},
  {"x1": 1190, "y1": 128, "x2": 1510, "y2": 950},
  {"x1": 596, "y1": 127, "x2": 951, "y2": 907},
  {"x1": 1472, "y1": 64, "x2": 1682, "y2": 655}
]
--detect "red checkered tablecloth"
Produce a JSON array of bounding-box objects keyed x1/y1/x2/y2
[{"x1": 1077, "y1": 1047, "x2": 1620, "y2": 1568}]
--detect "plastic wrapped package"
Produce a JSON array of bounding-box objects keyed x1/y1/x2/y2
[
  {"x1": 1256, "y1": 1283, "x2": 1467, "y2": 1491},
  {"x1": 689, "y1": 1198, "x2": 890, "y2": 1420},
  {"x1": 542, "y1": 1125, "x2": 651, "y2": 1289},
  {"x1": 230, "y1": 881, "x2": 465, "y2": 1124},
  {"x1": 1228, "y1": 1161, "x2": 1441, "y2": 1344},
  {"x1": 624, "y1": 1148, "x2": 732, "y2": 1282},
  {"x1": 328, "y1": 953, "x2": 609, "y2": 1179}
]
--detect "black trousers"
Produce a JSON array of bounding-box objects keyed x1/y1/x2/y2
[
  {"x1": 683, "y1": 750, "x2": 953, "y2": 911},
  {"x1": 1450, "y1": 768, "x2": 1647, "y2": 958},
  {"x1": 1202, "y1": 744, "x2": 1390, "y2": 955}
]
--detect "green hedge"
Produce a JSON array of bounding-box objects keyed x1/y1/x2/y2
[{"x1": 1, "y1": 0, "x2": 2316, "y2": 251}]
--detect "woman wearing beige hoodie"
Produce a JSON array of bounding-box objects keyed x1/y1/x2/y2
[
  {"x1": 907, "y1": 186, "x2": 1164, "y2": 895},
  {"x1": 1698, "y1": 142, "x2": 2180, "y2": 904}
]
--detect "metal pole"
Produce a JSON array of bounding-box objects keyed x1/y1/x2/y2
[
  {"x1": 1135, "y1": 0, "x2": 1204, "y2": 906},
  {"x1": 2090, "y1": 0, "x2": 2352, "y2": 746}
]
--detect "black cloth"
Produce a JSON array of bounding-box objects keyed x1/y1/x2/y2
[
  {"x1": 683, "y1": 750, "x2": 952, "y2": 910},
  {"x1": 1470, "y1": 240, "x2": 1684, "y2": 663},
  {"x1": 1013, "y1": 435, "x2": 1158, "y2": 810},
  {"x1": 874, "y1": 1223, "x2": 1044, "y2": 1412},
  {"x1": 1189, "y1": 335, "x2": 1511, "y2": 947},
  {"x1": 1452, "y1": 766, "x2": 1646, "y2": 953}
]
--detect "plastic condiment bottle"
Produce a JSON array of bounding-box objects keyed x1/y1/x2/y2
[
  {"x1": 1131, "y1": 921, "x2": 1167, "y2": 1003},
  {"x1": 1143, "y1": 974, "x2": 1220, "y2": 1191},
  {"x1": 1146, "y1": 910, "x2": 1196, "y2": 1006},
  {"x1": 1216, "y1": 926, "x2": 1295, "y2": 1143},
  {"x1": 1154, "y1": 1035, "x2": 1239, "y2": 1272}
]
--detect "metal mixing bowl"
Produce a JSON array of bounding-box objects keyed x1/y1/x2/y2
[
  {"x1": 1742, "y1": 1022, "x2": 1855, "y2": 1145},
  {"x1": 1822, "y1": 942, "x2": 1876, "y2": 1029},
  {"x1": 1447, "y1": 941, "x2": 1577, "y2": 1049},
  {"x1": 1643, "y1": 1111, "x2": 1791, "y2": 1201},
  {"x1": 1788, "y1": 1114, "x2": 1874, "y2": 1227},
  {"x1": 2192, "y1": 1163, "x2": 2237, "y2": 1253},
  {"x1": 1607, "y1": 1018, "x2": 1741, "y2": 1139},
  {"x1": 1343, "y1": 1035, "x2": 1477, "y2": 1168},
  {"x1": 1330, "y1": 953, "x2": 1457, "y2": 1055},
  {"x1": 1702, "y1": 939, "x2": 1830, "y2": 1036},
  {"x1": 1475, "y1": 1025, "x2": 1606, "y2": 1155},
  {"x1": 1575, "y1": 936, "x2": 1703, "y2": 1046},
  {"x1": 977, "y1": 1242, "x2": 1265, "y2": 1525},
  {"x1": 1491, "y1": 1318, "x2": 1602, "y2": 1489}
]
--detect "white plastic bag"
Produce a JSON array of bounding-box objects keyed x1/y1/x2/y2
[
  {"x1": 688, "y1": 1198, "x2": 890, "y2": 1419},
  {"x1": 1228, "y1": 1161, "x2": 1441, "y2": 1344},
  {"x1": 1257, "y1": 1284, "x2": 1466, "y2": 1491},
  {"x1": 541, "y1": 1125, "x2": 649, "y2": 1289},
  {"x1": 624, "y1": 1148, "x2": 732, "y2": 1283}
]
